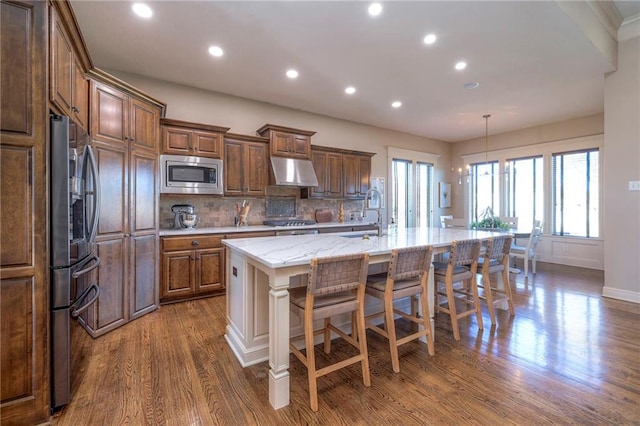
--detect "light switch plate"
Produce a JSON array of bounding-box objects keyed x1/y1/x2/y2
[{"x1": 629, "y1": 181, "x2": 640, "y2": 191}]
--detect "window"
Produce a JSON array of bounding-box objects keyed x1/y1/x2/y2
[
  {"x1": 470, "y1": 161, "x2": 500, "y2": 222},
  {"x1": 391, "y1": 158, "x2": 434, "y2": 228},
  {"x1": 507, "y1": 156, "x2": 543, "y2": 229},
  {"x1": 552, "y1": 149, "x2": 599, "y2": 237}
]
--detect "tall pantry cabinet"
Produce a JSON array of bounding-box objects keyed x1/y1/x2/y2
[
  {"x1": 80, "y1": 71, "x2": 165, "y2": 338},
  {"x1": 0, "y1": 1, "x2": 49, "y2": 423}
]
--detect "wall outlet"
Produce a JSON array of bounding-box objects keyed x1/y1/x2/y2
[{"x1": 629, "y1": 181, "x2": 640, "y2": 191}]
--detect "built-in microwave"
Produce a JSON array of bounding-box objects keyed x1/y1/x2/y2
[{"x1": 160, "y1": 155, "x2": 223, "y2": 195}]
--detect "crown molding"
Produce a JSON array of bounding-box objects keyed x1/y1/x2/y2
[
  {"x1": 619, "y1": 15, "x2": 640, "y2": 42},
  {"x1": 587, "y1": 0, "x2": 624, "y2": 40}
]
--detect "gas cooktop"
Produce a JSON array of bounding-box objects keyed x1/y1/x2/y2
[{"x1": 263, "y1": 219, "x2": 316, "y2": 227}]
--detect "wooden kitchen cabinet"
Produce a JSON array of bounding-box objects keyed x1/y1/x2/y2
[
  {"x1": 161, "y1": 118, "x2": 229, "y2": 158},
  {"x1": 343, "y1": 153, "x2": 372, "y2": 199},
  {"x1": 224, "y1": 133, "x2": 269, "y2": 196},
  {"x1": 302, "y1": 146, "x2": 374, "y2": 200},
  {"x1": 90, "y1": 76, "x2": 161, "y2": 151},
  {"x1": 306, "y1": 148, "x2": 343, "y2": 198},
  {"x1": 49, "y1": 3, "x2": 90, "y2": 130},
  {"x1": 81, "y1": 72, "x2": 165, "y2": 337},
  {"x1": 161, "y1": 235, "x2": 225, "y2": 303},
  {"x1": 257, "y1": 123, "x2": 316, "y2": 159},
  {"x1": 1, "y1": 1, "x2": 49, "y2": 423}
]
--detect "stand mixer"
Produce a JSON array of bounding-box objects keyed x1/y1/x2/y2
[{"x1": 171, "y1": 204, "x2": 198, "y2": 229}]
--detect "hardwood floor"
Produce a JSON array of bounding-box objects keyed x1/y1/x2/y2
[{"x1": 52, "y1": 263, "x2": 640, "y2": 425}]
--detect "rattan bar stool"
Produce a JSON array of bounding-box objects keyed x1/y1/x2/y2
[
  {"x1": 478, "y1": 235, "x2": 515, "y2": 325},
  {"x1": 433, "y1": 239, "x2": 483, "y2": 341},
  {"x1": 364, "y1": 245, "x2": 435, "y2": 373},
  {"x1": 289, "y1": 253, "x2": 370, "y2": 412}
]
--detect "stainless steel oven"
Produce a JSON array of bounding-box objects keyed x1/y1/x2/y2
[{"x1": 50, "y1": 115, "x2": 101, "y2": 410}]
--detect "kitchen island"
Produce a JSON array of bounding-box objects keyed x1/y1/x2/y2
[{"x1": 222, "y1": 226, "x2": 500, "y2": 410}]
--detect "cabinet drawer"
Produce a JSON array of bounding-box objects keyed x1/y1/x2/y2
[{"x1": 162, "y1": 235, "x2": 223, "y2": 251}]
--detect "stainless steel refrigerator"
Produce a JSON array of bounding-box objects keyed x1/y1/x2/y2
[{"x1": 50, "y1": 115, "x2": 101, "y2": 409}]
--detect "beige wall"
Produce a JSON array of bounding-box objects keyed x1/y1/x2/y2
[
  {"x1": 603, "y1": 36, "x2": 640, "y2": 301},
  {"x1": 109, "y1": 70, "x2": 453, "y2": 224}
]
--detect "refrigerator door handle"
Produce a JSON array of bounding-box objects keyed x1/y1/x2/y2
[
  {"x1": 71, "y1": 253, "x2": 101, "y2": 279},
  {"x1": 83, "y1": 144, "x2": 101, "y2": 245},
  {"x1": 70, "y1": 283, "x2": 100, "y2": 318}
]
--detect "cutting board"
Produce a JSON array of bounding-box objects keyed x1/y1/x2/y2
[{"x1": 315, "y1": 209, "x2": 334, "y2": 223}]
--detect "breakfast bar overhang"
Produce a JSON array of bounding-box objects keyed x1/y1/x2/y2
[{"x1": 222, "y1": 227, "x2": 500, "y2": 409}]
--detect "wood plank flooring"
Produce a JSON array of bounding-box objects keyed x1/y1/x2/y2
[{"x1": 52, "y1": 263, "x2": 640, "y2": 425}]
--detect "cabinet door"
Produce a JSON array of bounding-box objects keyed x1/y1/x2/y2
[
  {"x1": 196, "y1": 248, "x2": 224, "y2": 292},
  {"x1": 245, "y1": 142, "x2": 267, "y2": 196},
  {"x1": 224, "y1": 140, "x2": 244, "y2": 196},
  {"x1": 1, "y1": 1, "x2": 48, "y2": 423},
  {"x1": 194, "y1": 131, "x2": 222, "y2": 158},
  {"x1": 292, "y1": 134, "x2": 310, "y2": 158},
  {"x1": 326, "y1": 153, "x2": 343, "y2": 198},
  {"x1": 129, "y1": 233, "x2": 157, "y2": 319},
  {"x1": 309, "y1": 151, "x2": 327, "y2": 198},
  {"x1": 73, "y1": 60, "x2": 88, "y2": 130},
  {"x1": 50, "y1": 6, "x2": 73, "y2": 115},
  {"x1": 162, "y1": 126, "x2": 192, "y2": 155},
  {"x1": 342, "y1": 154, "x2": 359, "y2": 199},
  {"x1": 161, "y1": 250, "x2": 195, "y2": 300},
  {"x1": 271, "y1": 131, "x2": 293, "y2": 157},
  {"x1": 357, "y1": 155, "x2": 371, "y2": 196},
  {"x1": 130, "y1": 151, "x2": 156, "y2": 233},
  {"x1": 129, "y1": 97, "x2": 159, "y2": 152},
  {"x1": 94, "y1": 142, "x2": 128, "y2": 238},
  {"x1": 91, "y1": 81, "x2": 128, "y2": 145},
  {"x1": 79, "y1": 237, "x2": 128, "y2": 338}
]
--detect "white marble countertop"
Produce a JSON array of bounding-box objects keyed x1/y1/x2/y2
[
  {"x1": 223, "y1": 226, "x2": 501, "y2": 269},
  {"x1": 159, "y1": 221, "x2": 377, "y2": 237}
]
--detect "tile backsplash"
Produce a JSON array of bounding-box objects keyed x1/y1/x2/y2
[{"x1": 160, "y1": 189, "x2": 364, "y2": 229}]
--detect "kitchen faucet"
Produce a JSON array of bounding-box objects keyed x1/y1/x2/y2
[{"x1": 362, "y1": 188, "x2": 383, "y2": 236}]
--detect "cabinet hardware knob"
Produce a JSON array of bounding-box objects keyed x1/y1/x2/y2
[
  {"x1": 191, "y1": 240, "x2": 200, "y2": 246},
  {"x1": 71, "y1": 106, "x2": 79, "y2": 113}
]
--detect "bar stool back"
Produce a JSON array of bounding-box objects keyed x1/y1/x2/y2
[
  {"x1": 289, "y1": 253, "x2": 370, "y2": 412},
  {"x1": 478, "y1": 235, "x2": 514, "y2": 325},
  {"x1": 433, "y1": 239, "x2": 483, "y2": 341},
  {"x1": 365, "y1": 245, "x2": 435, "y2": 373}
]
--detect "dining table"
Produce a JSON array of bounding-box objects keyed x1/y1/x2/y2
[{"x1": 222, "y1": 226, "x2": 503, "y2": 410}]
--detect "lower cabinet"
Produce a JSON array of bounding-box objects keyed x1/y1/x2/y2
[{"x1": 161, "y1": 235, "x2": 225, "y2": 304}]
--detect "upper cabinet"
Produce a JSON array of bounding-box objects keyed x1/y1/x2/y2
[
  {"x1": 90, "y1": 77, "x2": 161, "y2": 151},
  {"x1": 302, "y1": 146, "x2": 374, "y2": 200},
  {"x1": 343, "y1": 153, "x2": 372, "y2": 199},
  {"x1": 161, "y1": 118, "x2": 229, "y2": 158},
  {"x1": 224, "y1": 133, "x2": 269, "y2": 196},
  {"x1": 49, "y1": 3, "x2": 91, "y2": 130},
  {"x1": 256, "y1": 124, "x2": 316, "y2": 159}
]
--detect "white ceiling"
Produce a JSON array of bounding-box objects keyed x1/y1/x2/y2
[{"x1": 70, "y1": 1, "x2": 639, "y2": 142}]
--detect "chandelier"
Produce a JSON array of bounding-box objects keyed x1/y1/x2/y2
[{"x1": 457, "y1": 114, "x2": 509, "y2": 184}]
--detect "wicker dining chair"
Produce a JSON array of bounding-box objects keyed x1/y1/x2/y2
[
  {"x1": 289, "y1": 253, "x2": 370, "y2": 412},
  {"x1": 433, "y1": 239, "x2": 483, "y2": 341},
  {"x1": 477, "y1": 235, "x2": 515, "y2": 325},
  {"x1": 365, "y1": 245, "x2": 435, "y2": 373}
]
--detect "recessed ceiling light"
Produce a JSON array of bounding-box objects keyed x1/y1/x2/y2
[
  {"x1": 345, "y1": 86, "x2": 356, "y2": 95},
  {"x1": 132, "y1": 3, "x2": 152, "y2": 18},
  {"x1": 423, "y1": 34, "x2": 437, "y2": 45},
  {"x1": 368, "y1": 3, "x2": 382, "y2": 16},
  {"x1": 455, "y1": 61, "x2": 467, "y2": 70},
  {"x1": 391, "y1": 101, "x2": 402, "y2": 108},
  {"x1": 208, "y1": 46, "x2": 224, "y2": 57},
  {"x1": 286, "y1": 69, "x2": 299, "y2": 79},
  {"x1": 464, "y1": 82, "x2": 480, "y2": 89}
]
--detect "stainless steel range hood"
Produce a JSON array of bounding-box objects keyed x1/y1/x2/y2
[{"x1": 270, "y1": 156, "x2": 319, "y2": 187}]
